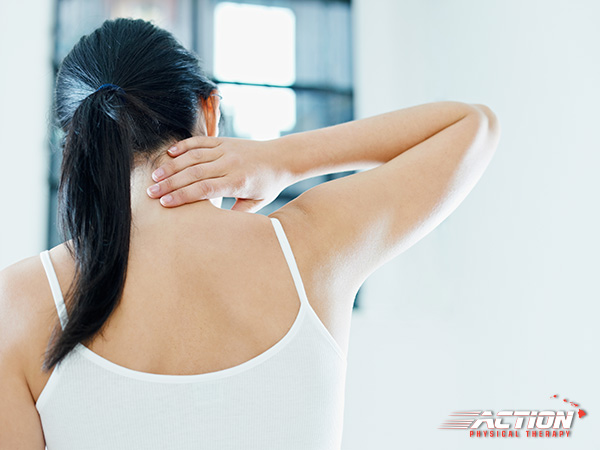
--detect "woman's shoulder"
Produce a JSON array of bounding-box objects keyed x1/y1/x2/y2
[
  {"x1": 0, "y1": 251, "x2": 61, "y2": 391},
  {"x1": 0, "y1": 252, "x2": 58, "y2": 331}
]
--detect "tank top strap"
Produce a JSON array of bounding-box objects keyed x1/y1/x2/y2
[
  {"x1": 269, "y1": 217, "x2": 309, "y2": 307},
  {"x1": 39, "y1": 250, "x2": 69, "y2": 331}
]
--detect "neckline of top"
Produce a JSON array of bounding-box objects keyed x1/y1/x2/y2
[
  {"x1": 37, "y1": 217, "x2": 308, "y2": 383},
  {"x1": 73, "y1": 300, "x2": 306, "y2": 383}
]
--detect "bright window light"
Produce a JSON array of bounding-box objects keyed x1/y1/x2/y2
[
  {"x1": 214, "y1": 2, "x2": 296, "y2": 85},
  {"x1": 219, "y1": 84, "x2": 296, "y2": 141}
]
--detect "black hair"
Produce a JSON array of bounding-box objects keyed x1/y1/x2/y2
[{"x1": 43, "y1": 18, "x2": 217, "y2": 371}]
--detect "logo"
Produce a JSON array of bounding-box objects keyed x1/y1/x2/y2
[{"x1": 439, "y1": 394, "x2": 587, "y2": 438}]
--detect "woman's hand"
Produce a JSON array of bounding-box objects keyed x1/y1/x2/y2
[{"x1": 146, "y1": 136, "x2": 289, "y2": 213}]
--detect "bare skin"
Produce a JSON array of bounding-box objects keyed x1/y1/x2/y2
[{"x1": 0, "y1": 98, "x2": 500, "y2": 448}]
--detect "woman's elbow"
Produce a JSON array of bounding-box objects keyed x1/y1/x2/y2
[{"x1": 471, "y1": 103, "x2": 501, "y2": 152}]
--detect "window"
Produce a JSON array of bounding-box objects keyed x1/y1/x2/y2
[
  {"x1": 214, "y1": 2, "x2": 297, "y2": 140},
  {"x1": 49, "y1": 0, "x2": 360, "y2": 307}
]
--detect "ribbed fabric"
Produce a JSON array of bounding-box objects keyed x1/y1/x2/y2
[{"x1": 36, "y1": 217, "x2": 347, "y2": 450}]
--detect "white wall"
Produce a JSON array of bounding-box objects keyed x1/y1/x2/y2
[
  {"x1": 344, "y1": 0, "x2": 599, "y2": 448},
  {"x1": 0, "y1": 1, "x2": 53, "y2": 269}
]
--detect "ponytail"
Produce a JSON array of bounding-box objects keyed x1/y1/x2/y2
[
  {"x1": 44, "y1": 18, "x2": 217, "y2": 371},
  {"x1": 43, "y1": 88, "x2": 133, "y2": 371}
]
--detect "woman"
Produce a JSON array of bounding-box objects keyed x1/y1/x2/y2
[{"x1": 0, "y1": 18, "x2": 500, "y2": 449}]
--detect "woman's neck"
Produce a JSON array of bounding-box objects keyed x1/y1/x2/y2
[{"x1": 129, "y1": 155, "x2": 224, "y2": 231}]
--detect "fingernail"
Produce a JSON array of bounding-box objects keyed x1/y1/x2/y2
[
  {"x1": 160, "y1": 194, "x2": 173, "y2": 205},
  {"x1": 147, "y1": 184, "x2": 160, "y2": 195},
  {"x1": 152, "y1": 168, "x2": 164, "y2": 181},
  {"x1": 167, "y1": 146, "x2": 177, "y2": 154}
]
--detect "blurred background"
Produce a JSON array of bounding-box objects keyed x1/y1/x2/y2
[{"x1": 0, "y1": 0, "x2": 598, "y2": 448}]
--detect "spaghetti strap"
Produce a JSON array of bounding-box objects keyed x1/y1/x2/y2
[
  {"x1": 39, "y1": 250, "x2": 69, "y2": 330},
  {"x1": 269, "y1": 217, "x2": 309, "y2": 307}
]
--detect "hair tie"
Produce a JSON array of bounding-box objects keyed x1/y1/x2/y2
[{"x1": 94, "y1": 83, "x2": 125, "y2": 94}]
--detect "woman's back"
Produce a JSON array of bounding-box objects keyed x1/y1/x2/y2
[
  {"x1": 36, "y1": 208, "x2": 348, "y2": 379},
  {"x1": 27, "y1": 208, "x2": 348, "y2": 449}
]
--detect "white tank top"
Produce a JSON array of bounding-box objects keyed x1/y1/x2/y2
[{"x1": 36, "y1": 217, "x2": 347, "y2": 449}]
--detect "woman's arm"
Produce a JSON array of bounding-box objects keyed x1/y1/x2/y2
[
  {"x1": 148, "y1": 102, "x2": 494, "y2": 209},
  {"x1": 265, "y1": 102, "x2": 500, "y2": 296},
  {"x1": 0, "y1": 269, "x2": 46, "y2": 449},
  {"x1": 267, "y1": 101, "x2": 492, "y2": 183},
  {"x1": 148, "y1": 101, "x2": 500, "y2": 295}
]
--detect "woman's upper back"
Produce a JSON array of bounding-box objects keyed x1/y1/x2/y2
[
  {"x1": 26, "y1": 209, "x2": 348, "y2": 388},
  {"x1": 13, "y1": 210, "x2": 348, "y2": 449}
]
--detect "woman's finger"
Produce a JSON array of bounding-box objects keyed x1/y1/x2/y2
[
  {"x1": 167, "y1": 135, "x2": 221, "y2": 157},
  {"x1": 158, "y1": 176, "x2": 231, "y2": 207},
  {"x1": 152, "y1": 147, "x2": 222, "y2": 182},
  {"x1": 147, "y1": 159, "x2": 224, "y2": 199}
]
